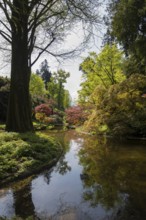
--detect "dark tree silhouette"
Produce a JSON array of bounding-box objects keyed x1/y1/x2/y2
[{"x1": 36, "y1": 59, "x2": 52, "y2": 89}]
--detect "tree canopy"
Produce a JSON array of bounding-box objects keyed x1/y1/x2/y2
[
  {"x1": 48, "y1": 69, "x2": 70, "y2": 110},
  {"x1": 105, "y1": 0, "x2": 146, "y2": 74},
  {"x1": 78, "y1": 44, "x2": 125, "y2": 102},
  {"x1": 29, "y1": 73, "x2": 47, "y2": 96}
]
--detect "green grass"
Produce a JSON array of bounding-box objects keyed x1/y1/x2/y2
[{"x1": 0, "y1": 131, "x2": 63, "y2": 184}]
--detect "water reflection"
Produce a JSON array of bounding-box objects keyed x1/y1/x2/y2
[
  {"x1": 78, "y1": 136, "x2": 146, "y2": 219},
  {"x1": 0, "y1": 131, "x2": 146, "y2": 220},
  {"x1": 13, "y1": 178, "x2": 35, "y2": 218},
  {"x1": 0, "y1": 189, "x2": 14, "y2": 218}
]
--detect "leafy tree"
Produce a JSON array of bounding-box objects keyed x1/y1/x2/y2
[
  {"x1": 48, "y1": 69, "x2": 70, "y2": 110},
  {"x1": 29, "y1": 73, "x2": 47, "y2": 96},
  {"x1": 78, "y1": 44, "x2": 125, "y2": 102},
  {"x1": 106, "y1": 0, "x2": 146, "y2": 74},
  {"x1": 84, "y1": 74, "x2": 146, "y2": 137},
  {"x1": 63, "y1": 90, "x2": 71, "y2": 109},
  {"x1": 36, "y1": 59, "x2": 52, "y2": 89},
  {"x1": 0, "y1": 0, "x2": 101, "y2": 132}
]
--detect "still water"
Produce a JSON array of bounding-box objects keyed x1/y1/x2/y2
[{"x1": 0, "y1": 130, "x2": 146, "y2": 220}]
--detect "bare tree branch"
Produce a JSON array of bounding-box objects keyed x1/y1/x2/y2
[
  {"x1": 0, "y1": 30, "x2": 11, "y2": 43},
  {"x1": 31, "y1": 36, "x2": 56, "y2": 66}
]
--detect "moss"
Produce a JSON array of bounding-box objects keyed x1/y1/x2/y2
[{"x1": 0, "y1": 131, "x2": 63, "y2": 185}]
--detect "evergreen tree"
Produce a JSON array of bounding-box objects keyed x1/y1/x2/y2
[{"x1": 36, "y1": 59, "x2": 51, "y2": 89}]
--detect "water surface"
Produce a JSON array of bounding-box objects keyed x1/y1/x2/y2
[{"x1": 0, "y1": 130, "x2": 146, "y2": 220}]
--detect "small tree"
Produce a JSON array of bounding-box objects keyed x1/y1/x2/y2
[
  {"x1": 30, "y1": 73, "x2": 47, "y2": 96},
  {"x1": 48, "y1": 69, "x2": 70, "y2": 110}
]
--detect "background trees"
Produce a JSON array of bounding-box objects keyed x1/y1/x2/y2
[
  {"x1": 78, "y1": 41, "x2": 146, "y2": 136},
  {"x1": 105, "y1": 0, "x2": 146, "y2": 75},
  {"x1": 76, "y1": 1, "x2": 146, "y2": 137}
]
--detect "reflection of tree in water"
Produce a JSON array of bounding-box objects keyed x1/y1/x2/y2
[
  {"x1": 55, "y1": 155, "x2": 72, "y2": 175},
  {"x1": 78, "y1": 136, "x2": 146, "y2": 219},
  {"x1": 50, "y1": 130, "x2": 84, "y2": 176},
  {"x1": 12, "y1": 177, "x2": 35, "y2": 219}
]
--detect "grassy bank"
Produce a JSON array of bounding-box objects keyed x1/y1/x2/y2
[{"x1": 0, "y1": 131, "x2": 63, "y2": 186}]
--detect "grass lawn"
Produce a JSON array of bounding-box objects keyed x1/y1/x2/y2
[{"x1": 0, "y1": 131, "x2": 63, "y2": 185}]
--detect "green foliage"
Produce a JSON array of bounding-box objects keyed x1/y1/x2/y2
[
  {"x1": 78, "y1": 44, "x2": 125, "y2": 102},
  {"x1": 47, "y1": 69, "x2": 70, "y2": 110},
  {"x1": 107, "y1": 0, "x2": 146, "y2": 74},
  {"x1": 78, "y1": 135, "x2": 146, "y2": 211},
  {"x1": 84, "y1": 74, "x2": 146, "y2": 136},
  {"x1": 0, "y1": 132, "x2": 62, "y2": 183},
  {"x1": 63, "y1": 89, "x2": 71, "y2": 109},
  {"x1": 29, "y1": 73, "x2": 47, "y2": 96}
]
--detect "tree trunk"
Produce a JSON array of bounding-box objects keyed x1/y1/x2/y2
[{"x1": 6, "y1": 0, "x2": 33, "y2": 132}]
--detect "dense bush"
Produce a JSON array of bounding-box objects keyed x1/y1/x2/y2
[
  {"x1": 65, "y1": 106, "x2": 87, "y2": 126},
  {"x1": 0, "y1": 132, "x2": 62, "y2": 183},
  {"x1": 35, "y1": 103, "x2": 53, "y2": 116},
  {"x1": 84, "y1": 74, "x2": 146, "y2": 137},
  {"x1": 34, "y1": 103, "x2": 64, "y2": 125}
]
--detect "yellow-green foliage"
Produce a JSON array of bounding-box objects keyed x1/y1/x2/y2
[
  {"x1": 78, "y1": 135, "x2": 146, "y2": 209},
  {"x1": 0, "y1": 132, "x2": 62, "y2": 182},
  {"x1": 83, "y1": 74, "x2": 146, "y2": 136},
  {"x1": 29, "y1": 73, "x2": 47, "y2": 96},
  {"x1": 78, "y1": 44, "x2": 125, "y2": 103}
]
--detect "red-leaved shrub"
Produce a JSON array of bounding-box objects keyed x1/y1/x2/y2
[
  {"x1": 65, "y1": 106, "x2": 87, "y2": 125},
  {"x1": 35, "y1": 103, "x2": 53, "y2": 117}
]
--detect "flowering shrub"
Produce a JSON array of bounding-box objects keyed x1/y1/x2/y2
[
  {"x1": 35, "y1": 112, "x2": 46, "y2": 123},
  {"x1": 35, "y1": 103, "x2": 53, "y2": 116},
  {"x1": 65, "y1": 106, "x2": 87, "y2": 125}
]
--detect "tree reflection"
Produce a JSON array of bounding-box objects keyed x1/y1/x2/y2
[
  {"x1": 55, "y1": 155, "x2": 72, "y2": 175},
  {"x1": 13, "y1": 177, "x2": 35, "y2": 218},
  {"x1": 78, "y1": 136, "x2": 146, "y2": 218}
]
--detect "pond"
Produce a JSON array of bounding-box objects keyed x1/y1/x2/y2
[{"x1": 0, "y1": 130, "x2": 146, "y2": 220}]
